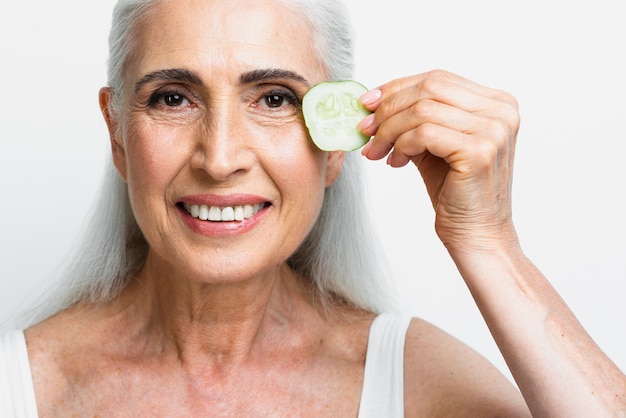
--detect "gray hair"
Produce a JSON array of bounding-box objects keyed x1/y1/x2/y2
[{"x1": 28, "y1": 0, "x2": 397, "y2": 323}]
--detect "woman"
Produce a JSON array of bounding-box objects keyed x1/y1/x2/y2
[{"x1": 1, "y1": 0, "x2": 625, "y2": 416}]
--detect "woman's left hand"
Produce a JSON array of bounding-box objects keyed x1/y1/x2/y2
[
  {"x1": 359, "y1": 70, "x2": 521, "y2": 253},
  {"x1": 359, "y1": 70, "x2": 626, "y2": 416}
]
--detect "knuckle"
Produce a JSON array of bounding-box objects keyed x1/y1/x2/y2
[
  {"x1": 472, "y1": 120, "x2": 514, "y2": 168},
  {"x1": 505, "y1": 106, "x2": 521, "y2": 133},
  {"x1": 494, "y1": 89, "x2": 520, "y2": 110},
  {"x1": 485, "y1": 118, "x2": 509, "y2": 143},
  {"x1": 426, "y1": 68, "x2": 451, "y2": 80},
  {"x1": 472, "y1": 139, "x2": 500, "y2": 168},
  {"x1": 492, "y1": 90, "x2": 521, "y2": 129},
  {"x1": 414, "y1": 123, "x2": 439, "y2": 140},
  {"x1": 376, "y1": 95, "x2": 400, "y2": 120},
  {"x1": 411, "y1": 99, "x2": 438, "y2": 117},
  {"x1": 373, "y1": 121, "x2": 399, "y2": 148},
  {"x1": 419, "y1": 74, "x2": 449, "y2": 97},
  {"x1": 394, "y1": 131, "x2": 413, "y2": 150}
]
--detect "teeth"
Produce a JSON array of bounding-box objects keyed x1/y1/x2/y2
[
  {"x1": 198, "y1": 205, "x2": 209, "y2": 221},
  {"x1": 221, "y1": 207, "x2": 235, "y2": 222},
  {"x1": 183, "y1": 203, "x2": 263, "y2": 222},
  {"x1": 234, "y1": 206, "x2": 244, "y2": 221},
  {"x1": 209, "y1": 206, "x2": 221, "y2": 221}
]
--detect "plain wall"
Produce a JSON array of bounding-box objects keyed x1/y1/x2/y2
[{"x1": 1, "y1": 0, "x2": 624, "y2": 383}]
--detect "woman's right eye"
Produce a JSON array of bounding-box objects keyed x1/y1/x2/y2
[{"x1": 148, "y1": 90, "x2": 192, "y2": 108}]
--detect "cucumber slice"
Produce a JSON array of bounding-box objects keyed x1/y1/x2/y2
[{"x1": 302, "y1": 80, "x2": 371, "y2": 151}]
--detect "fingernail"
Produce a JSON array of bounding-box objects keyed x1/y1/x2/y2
[
  {"x1": 360, "y1": 89, "x2": 382, "y2": 106},
  {"x1": 361, "y1": 140, "x2": 373, "y2": 156},
  {"x1": 358, "y1": 113, "x2": 375, "y2": 132}
]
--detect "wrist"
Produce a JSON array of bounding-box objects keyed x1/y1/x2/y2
[{"x1": 438, "y1": 221, "x2": 522, "y2": 258}]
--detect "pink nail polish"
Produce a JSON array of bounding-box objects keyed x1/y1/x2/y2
[
  {"x1": 360, "y1": 89, "x2": 382, "y2": 105},
  {"x1": 358, "y1": 113, "x2": 375, "y2": 131}
]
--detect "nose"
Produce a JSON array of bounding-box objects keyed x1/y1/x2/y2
[{"x1": 190, "y1": 104, "x2": 256, "y2": 181}]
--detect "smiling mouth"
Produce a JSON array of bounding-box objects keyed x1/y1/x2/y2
[{"x1": 181, "y1": 202, "x2": 267, "y2": 222}]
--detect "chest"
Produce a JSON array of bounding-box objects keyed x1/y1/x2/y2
[{"x1": 38, "y1": 355, "x2": 364, "y2": 417}]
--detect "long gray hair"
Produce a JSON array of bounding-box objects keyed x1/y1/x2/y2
[{"x1": 27, "y1": 0, "x2": 397, "y2": 324}]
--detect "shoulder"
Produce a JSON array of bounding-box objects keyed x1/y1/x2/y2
[
  {"x1": 403, "y1": 317, "x2": 531, "y2": 417},
  {"x1": 23, "y1": 306, "x2": 103, "y2": 414}
]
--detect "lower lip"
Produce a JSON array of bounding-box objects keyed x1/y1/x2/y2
[{"x1": 177, "y1": 204, "x2": 270, "y2": 237}]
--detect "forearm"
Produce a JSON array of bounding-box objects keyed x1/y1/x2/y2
[{"x1": 449, "y1": 242, "x2": 626, "y2": 417}]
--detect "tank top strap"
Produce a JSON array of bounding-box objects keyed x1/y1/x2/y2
[
  {"x1": 358, "y1": 313, "x2": 412, "y2": 418},
  {"x1": 0, "y1": 329, "x2": 39, "y2": 418}
]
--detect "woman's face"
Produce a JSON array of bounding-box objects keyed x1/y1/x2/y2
[{"x1": 103, "y1": 0, "x2": 344, "y2": 283}]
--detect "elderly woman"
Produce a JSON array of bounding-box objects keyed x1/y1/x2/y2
[{"x1": 1, "y1": 0, "x2": 625, "y2": 416}]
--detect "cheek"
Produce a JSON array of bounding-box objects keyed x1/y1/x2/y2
[
  {"x1": 124, "y1": 119, "x2": 190, "y2": 183},
  {"x1": 263, "y1": 124, "x2": 327, "y2": 194},
  {"x1": 122, "y1": 123, "x2": 187, "y2": 220},
  {"x1": 265, "y1": 132, "x2": 328, "y2": 234},
  {"x1": 125, "y1": 136, "x2": 164, "y2": 193}
]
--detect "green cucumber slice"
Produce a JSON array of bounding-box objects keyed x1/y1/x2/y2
[{"x1": 302, "y1": 80, "x2": 371, "y2": 151}]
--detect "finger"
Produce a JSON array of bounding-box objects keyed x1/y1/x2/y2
[
  {"x1": 363, "y1": 76, "x2": 511, "y2": 139},
  {"x1": 378, "y1": 69, "x2": 516, "y2": 108},
  {"x1": 386, "y1": 123, "x2": 469, "y2": 168},
  {"x1": 362, "y1": 99, "x2": 488, "y2": 161},
  {"x1": 362, "y1": 70, "x2": 519, "y2": 139}
]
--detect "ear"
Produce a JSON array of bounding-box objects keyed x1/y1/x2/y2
[
  {"x1": 324, "y1": 151, "x2": 345, "y2": 187},
  {"x1": 99, "y1": 87, "x2": 128, "y2": 182}
]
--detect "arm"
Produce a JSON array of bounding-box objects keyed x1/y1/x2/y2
[
  {"x1": 450, "y1": 234, "x2": 625, "y2": 416},
  {"x1": 359, "y1": 70, "x2": 626, "y2": 416}
]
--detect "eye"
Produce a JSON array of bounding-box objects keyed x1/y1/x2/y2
[
  {"x1": 162, "y1": 93, "x2": 187, "y2": 107},
  {"x1": 265, "y1": 94, "x2": 287, "y2": 108},
  {"x1": 255, "y1": 88, "x2": 300, "y2": 111},
  {"x1": 148, "y1": 89, "x2": 192, "y2": 108}
]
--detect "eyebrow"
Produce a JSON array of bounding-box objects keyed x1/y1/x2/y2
[
  {"x1": 134, "y1": 67, "x2": 310, "y2": 93},
  {"x1": 134, "y1": 68, "x2": 204, "y2": 93},
  {"x1": 239, "y1": 68, "x2": 310, "y2": 87}
]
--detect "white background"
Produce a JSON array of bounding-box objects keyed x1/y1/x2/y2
[{"x1": 1, "y1": 0, "x2": 624, "y2": 383}]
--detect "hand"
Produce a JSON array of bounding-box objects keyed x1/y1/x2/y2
[{"x1": 359, "y1": 70, "x2": 521, "y2": 252}]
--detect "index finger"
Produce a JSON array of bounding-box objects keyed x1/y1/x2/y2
[{"x1": 361, "y1": 69, "x2": 516, "y2": 111}]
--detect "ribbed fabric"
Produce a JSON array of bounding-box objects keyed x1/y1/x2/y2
[
  {"x1": 0, "y1": 330, "x2": 39, "y2": 418},
  {"x1": 358, "y1": 313, "x2": 412, "y2": 418}
]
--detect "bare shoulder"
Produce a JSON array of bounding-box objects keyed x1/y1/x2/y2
[
  {"x1": 24, "y1": 309, "x2": 82, "y2": 413},
  {"x1": 25, "y1": 307, "x2": 78, "y2": 371},
  {"x1": 24, "y1": 305, "x2": 113, "y2": 414},
  {"x1": 404, "y1": 317, "x2": 531, "y2": 417},
  {"x1": 25, "y1": 305, "x2": 93, "y2": 362}
]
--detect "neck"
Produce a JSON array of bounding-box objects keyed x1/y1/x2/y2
[{"x1": 112, "y1": 251, "x2": 320, "y2": 365}]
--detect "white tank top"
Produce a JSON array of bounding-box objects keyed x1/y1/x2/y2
[
  {"x1": 358, "y1": 313, "x2": 412, "y2": 418},
  {"x1": 0, "y1": 314, "x2": 411, "y2": 417},
  {"x1": 0, "y1": 330, "x2": 38, "y2": 418}
]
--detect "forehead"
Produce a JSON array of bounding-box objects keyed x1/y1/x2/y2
[{"x1": 128, "y1": 0, "x2": 324, "y2": 84}]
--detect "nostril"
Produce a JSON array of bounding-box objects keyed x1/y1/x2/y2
[{"x1": 189, "y1": 136, "x2": 257, "y2": 181}]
